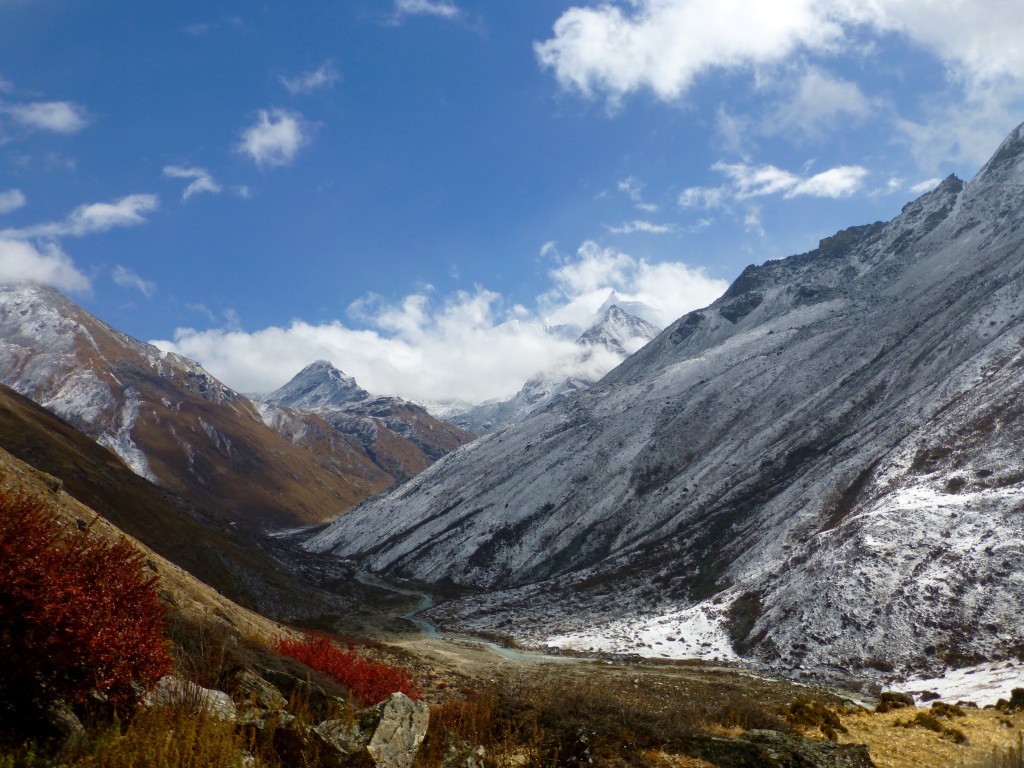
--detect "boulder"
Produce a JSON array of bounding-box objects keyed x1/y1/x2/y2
[
  {"x1": 366, "y1": 693, "x2": 430, "y2": 768},
  {"x1": 144, "y1": 675, "x2": 237, "y2": 721},
  {"x1": 314, "y1": 693, "x2": 429, "y2": 768}
]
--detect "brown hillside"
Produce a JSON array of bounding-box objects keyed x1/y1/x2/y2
[
  {"x1": 0, "y1": 381, "x2": 340, "y2": 620},
  {"x1": 0, "y1": 284, "x2": 472, "y2": 530}
]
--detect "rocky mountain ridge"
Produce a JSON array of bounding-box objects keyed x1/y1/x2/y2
[
  {"x1": 260, "y1": 360, "x2": 475, "y2": 483},
  {"x1": 0, "y1": 285, "x2": 471, "y2": 529},
  {"x1": 306, "y1": 122, "x2": 1024, "y2": 679}
]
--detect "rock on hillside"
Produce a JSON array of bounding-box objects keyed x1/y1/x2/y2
[{"x1": 306, "y1": 122, "x2": 1024, "y2": 679}]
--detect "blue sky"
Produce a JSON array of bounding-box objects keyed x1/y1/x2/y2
[{"x1": 3, "y1": 0, "x2": 1024, "y2": 404}]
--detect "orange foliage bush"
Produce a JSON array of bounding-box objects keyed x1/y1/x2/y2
[
  {"x1": 0, "y1": 492, "x2": 172, "y2": 708},
  {"x1": 275, "y1": 632, "x2": 420, "y2": 706}
]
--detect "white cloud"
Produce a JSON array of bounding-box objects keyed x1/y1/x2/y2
[
  {"x1": 236, "y1": 109, "x2": 309, "y2": 168},
  {"x1": 896, "y1": 79, "x2": 1024, "y2": 168},
  {"x1": 535, "y1": 1, "x2": 1024, "y2": 104},
  {"x1": 393, "y1": 0, "x2": 462, "y2": 20},
  {"x1": 0, "y1": 194, "x2": 159, "y2": 239},
  {"x1": 163, "y1": 165, "x2": 221, "y2": 201},
  {"x1": 534, "y1": 0, "x2": 845, "y2": 104},
  {"x1": 0, "y1": 239, "x2": 90, "y2": 292},
  {"x1": 534, "y1": 0, "x2": 1024, "y2": 160},
  {"x1": 0, "y1": 77, "x2": 12, "y2": 94},
  {"x1": 910, "y1": 177, "x2": 943, "y2": 195},
  {"x1": 540, "y1": 241, "x2": 727, "y2": 329},
  {"x1": 678, "y1": 186, "x2": 726, "y2": 210},
  {"x1": 0, "y1": 189, "x2": 25, "y2": 214},
  {"x1": 281, "y1": 61, "x2": 341, "y2": 95},
  {"x1": 112, "y1": 265, "x2": 156, "y2": 297},
  {"x1": 617, "y1": 176, "x2": 659, "y2": 211},
  {"x1": 153, "y1": 243, "x2": 728, "y2": 403},
  {"x1": 4, "y1": 101, "x2": 90, "y2": 133},
  {"x1": 712, "y1": 161, "x2": 868, "y2": 199},
  {"x1": 606, "y1": 220, "x2": 673, "y2": 235},
  {"x1": 744, "y1": 205, "x2": 764, "y2": 236},
  {"x1": 764, "y1": 66, "x2": 873, "y2": 139}
]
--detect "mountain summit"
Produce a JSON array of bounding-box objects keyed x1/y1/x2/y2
[
  {"x1": 577, "y1": 304, "x2": 660, "y2": 356},
  {"x1": 266, "y1": 360, "x2": 369, "y2": 410},
  {"x1": 307, "y1": 121, "x2": 1024, "y2": 679},
  {"x1": 448, "y1": 304, "x2": 659, "y2": 434}
]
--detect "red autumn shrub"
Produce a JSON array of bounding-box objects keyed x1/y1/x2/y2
[
  {"x1": 275, "y1": 632, "x2": 420, "y2": 706},
  {"x1": 0, "y1": 492, "x2": 172, "y2": 708}
]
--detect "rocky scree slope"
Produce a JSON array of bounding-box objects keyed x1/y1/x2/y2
[
  {"x1": 261, "y1": 360, "x2": 475, "y2": 484},
  {"x1": 0, "y1": 286, "x2": 464, "y2": 529},
  {"x1": 448, "y1": 304, "x2": 659, "y2": 435},
  {"x1": 307, "y1": 122, "x2": 1024, "y2": 678}
]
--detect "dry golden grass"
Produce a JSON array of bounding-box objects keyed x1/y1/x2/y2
[
  {"x1": 71, "y1": 705, "x2": 256, "y2": 768},
  {"x1": 837, "y1": 706, "x2": 1024, "y2": 768}
]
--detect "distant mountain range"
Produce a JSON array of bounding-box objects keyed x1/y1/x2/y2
[
  {"x1": 307, "y1": 122, "x2": 1024, "y2": 680},
  {"x1": 446, "y1": 303, "x2": 660, "y2": 434},
  {"x1": 0, "y1": 285, "x2": 472, "y2": 530}
]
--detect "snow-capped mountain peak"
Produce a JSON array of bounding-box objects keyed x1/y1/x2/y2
[
  {"x1": 447, "y1": 304, "x2": 659, "y2": 434},
  {"x1": 265, "y1": 359, "x2": 369, "y2": 411},
  {"x1": 577, "y1": 304, "x2": 660, "y2": 356}
]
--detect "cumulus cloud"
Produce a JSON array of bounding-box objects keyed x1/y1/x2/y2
[
  {"x1": 0, "y1": 189, "x2": 25, "y2": 214},
  {"x1": 4, "y1": 101, "x2": 90, "y2": 133},
  {"x1": 535, "y1": 1, "x2": 1024, "y2": 103},
  {"x1": 0, "y1": 194, "x2": 159, "y2": 239},
  {"x1": 163, "y1": 165, "x2": 221, "y2": 201},
  {"x1": 534, "y1": 0, "x2": 1024, "y2": 161},
  {"x1": 112, "y1": 265, "x2": 156, "y2": 297},
  {"x1": 0, "y1": 239, "x2": 90, "y2": 292},
  {"x1": 236, "y1": 109, "x2": 309, "y2": 167},
  {"x1": 152, "y1": 244, "x2": 728, "y2": 403},
  {"x1": 534, "y1": 0, "x2": 844, "y2": 104},
  {"x1": 539, "y1": 241, "x2": 727, "y2": 329},
  {"x1": 281, "y1": 61, "x2": 341, "y2": 95},
  {"x1": 393, "y1": 0, "x2": 462, "y2": 20}
]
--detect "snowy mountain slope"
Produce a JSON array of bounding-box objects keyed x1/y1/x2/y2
[
  {"x1": 261, "y1": 360, "x2": 475, "y2": 482},
  {"x1": 265, "y1": 359, "x2": 370, "y2": 410},
  {"x1": 448, "y1": 304, "x2": 660, "y2": 434},
  {"x1": 306, "y1": 122, "x2": 1024, "y2": 677},
  {"x1": 576, "y1": 304, "x2": 659, "y2": 355},
  {"x1": 0, "y1": 285, "x2": 462, "y2": 528}
]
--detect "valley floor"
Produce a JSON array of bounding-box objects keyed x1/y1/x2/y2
[{"x1": 317, "y1": 565, "x2": 1024, "y2": 767}]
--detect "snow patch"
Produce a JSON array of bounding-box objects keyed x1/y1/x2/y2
[
  {"x1": 889, "y1": 661, "x2": 1024, "y2": 707},
  {"x1": 96, "y1": 387, "x2": 157, "y2": 482},
  {"x1": 544, "y1": 598, "x2": 739, "y2": 661}
]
